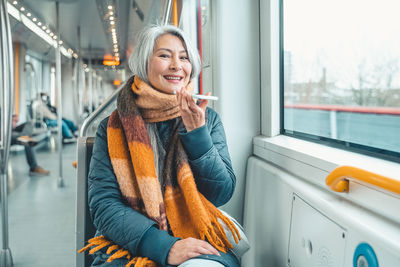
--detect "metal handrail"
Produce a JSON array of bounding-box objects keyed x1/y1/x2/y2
[
  {"x1": 325, "y1": 165, "x2": 400, "y2": 195},
  {"x1": 0, "y1": 0, "x2": 14, "y2": 172},
  {"x1": 0, "y1": 1, "x2": 5, "y2": 151},
  {"x1": 80, "y1": 81, "x2": 125, "y2": 137},
  {"x1": 0, "y1": 0, "x2": 15, "y2": 265}
]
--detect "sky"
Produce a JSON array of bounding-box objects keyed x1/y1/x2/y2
[{"x1": 284, "y1": 0, "x2": 400, "y2": 89}]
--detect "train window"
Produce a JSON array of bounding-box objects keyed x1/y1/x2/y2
[
  {"x1": 24, "y1": 55, "x2": 43, "y2": 102},
  {"x1": 282, "y1": 0, "x2": 400, "y2": 161}
]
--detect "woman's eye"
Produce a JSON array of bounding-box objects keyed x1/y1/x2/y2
[
  {"x1": 180, "y1": 56, "x2": 189, "y2": 60},
  {"x1": 159, "y1": 54, "x2": 169, "y2": 58}
]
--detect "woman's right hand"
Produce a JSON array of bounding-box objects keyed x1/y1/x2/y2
[{"x1": 167, "y1": 237, "x2": 220, "y2": 265}]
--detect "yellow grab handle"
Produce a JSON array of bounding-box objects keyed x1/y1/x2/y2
[{"x1": 325, "y1": 166, "x2": 400, "y2": 195}]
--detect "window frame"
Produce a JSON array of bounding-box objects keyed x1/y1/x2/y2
[
  {"x1": 278, "y1": 0, "x2": 400, "y2": 163},
  {"x1": 258, "y1": 0, "x2": 400, "y2": 186}
]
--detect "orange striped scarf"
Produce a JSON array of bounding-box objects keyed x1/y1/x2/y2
[{"x1": 79, "y1": 76, "x2": 240, "y2": 267}]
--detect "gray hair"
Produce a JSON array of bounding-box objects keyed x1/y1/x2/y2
[{"x1": 128, "y1": 24, "x2": 201, "y2": 83}]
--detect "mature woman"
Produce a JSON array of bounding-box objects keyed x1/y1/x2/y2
[{"x1": 80, "y1": 24, "x2": 239, "y2": 267}]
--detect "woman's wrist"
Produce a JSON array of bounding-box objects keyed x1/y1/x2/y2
[{"x1": 179, "y1": 124, "x2": 213, "y2": 160}]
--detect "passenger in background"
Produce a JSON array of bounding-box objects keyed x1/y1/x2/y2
[
  {"x1": 33, "y1": 92, "x2": 78, "y2": 143},
  {"x1": 80, "y1": 25, "x2": 239, "y2": 267},
  {"x1": 11, "y1": 115, "x2": 50, "y2": 176}
]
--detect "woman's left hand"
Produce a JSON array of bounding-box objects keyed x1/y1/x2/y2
[{"x1": 176, "y1": 88, "x2": 209, "y2": 132}]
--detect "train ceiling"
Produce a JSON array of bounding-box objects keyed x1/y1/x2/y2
[{"x1": 8, "y1": 0, "x2": 168, "y2": 80}]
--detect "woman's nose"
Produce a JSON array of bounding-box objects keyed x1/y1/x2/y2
[{"x1": 169, "y1": 56, "x2": 182, "y2": 71}]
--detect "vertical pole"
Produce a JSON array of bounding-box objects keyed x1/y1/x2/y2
[
  {"x1": 163, "y1": 0, "x2": 172, "y2": 25},
  {"x1": 172, "y1": 0, "x2": 178, "y2": 26},
  {"x1": 330, "y1": 110, "x2": 337, "y2": 139},
  {"x1": 55, "y1": 1, "x2": 64, "y2": 187},
  {"x1": 80, "y1": 61, "x2": 85, "y2": 116},
  {"x1": 88, "y1": 62, "x2": 93, "y2": 113},
  {"x1": 197, "y1": 0, "x2": 203, "y2": 94},
  {"x1": 77, "y1": 26, "x2": 83, "y2": 116},
  {"x1": 0, "y1": 0, "x2": 14, "y2": 265}
]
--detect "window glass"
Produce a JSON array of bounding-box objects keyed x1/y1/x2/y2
[{"x1": 283, "y1": 0, "x2": 400, "y2": 157}]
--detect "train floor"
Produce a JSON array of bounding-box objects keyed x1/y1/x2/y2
[{"x1": 1, "y1": 137, "x2": 77, "y2": 267}]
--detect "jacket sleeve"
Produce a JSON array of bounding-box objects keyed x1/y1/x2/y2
[
  {"x1": 178, "y1": 108, "x2": 236, "y2": 207},
  {"x1": 88, "y1": 118, "x2": 179, "y2": 265}
]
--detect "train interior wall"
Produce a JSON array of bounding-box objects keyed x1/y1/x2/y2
[
  {"x1": 210, "y1": 0, "x2": 261, "y2": 224},
  {"x1": 242, "y1": 155, "x2": 400, "y2": 267}
]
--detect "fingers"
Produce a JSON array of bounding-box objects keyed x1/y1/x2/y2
[
  {"x1": 179, "y1": 89, "x2": 202, "y2": 114},
  {"x1": 167, "y1": 238, "x2": 221, "y2": 265},
  {"x1": 177, "y1": 88, "x2": 206, "y2": 132},
  {"x1": 186, "y1": 238, "x2": 220, "y2": 256},
  {"x1": 198, "y1": 92, "x2": 211, "y2": 111},
  {"x1": 198, "y1": 240, "x2": 220, "y2": 256},
  {"x1": 185, "y1": 92, "x2": 201, "y2": 113}
]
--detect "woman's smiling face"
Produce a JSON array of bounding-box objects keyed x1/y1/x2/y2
[{"x1": 147, "y1": 34, "x2": 192, "y2": 94}]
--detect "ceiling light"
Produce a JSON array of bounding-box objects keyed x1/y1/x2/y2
[
  {"x1": 110, "y1": 21, "x2": 115, "y2": 25},
  {"x1": 13, "y1": 1, "x2": 18, "y2": 5},
  {"x1": 59, "y1": 46, "x2": 72, "y2": 58},
  {"x1": 42, "y1": 26, "x2": 46, "y2": 30},
  {"x1": 115, "y1": 53, "x2": 119, "y2": 57},
  {"x1": 108, "y1": 5, "x2": 113, "y2": 10},
  {"x1": 37, "y1": 22, "x2": 42, "y2": 26},
  {"x1": 109, "y1": 11, "x2": 114, "y2": 15},
  {"x1": 113, "y1": 44, "x2": 117, "y2": 48},
  {"x1": 111, "y1": 28, "x2": 115, "y2": 32},
  {"x1": 53, "y1": 35, "x2": 57, "y2": 40},
  {"x1": 109, "y1": 16, "x2": 114, "y2": 21},
  {"x1": 7, "y1": 3, "x2": 20, "y2": 21},
  {"x1": 20, "y1": 7, "x2": 25, "y2": 11},
  {"x1": 27, "y1": 12, "x2": 31, "y2": 17},
  {"x1": 73, "y1": 53, "x2": 78, "y2": 59},
  {"x1": 32, "y1": 18, "x2": 37, "y2": 22},
  {"x1": 114, "y1": 48, "x2": 118, "y2": 52},
  {"x1": 46, "y1": 29, "x2": 50, "y2": 33},
  {"x1": 49, "y1": 32, "x2": 54, "y2": 37},
  {"x1": 17, "y1": 10, "x2": 55, "y2": 47},
  {"x1": 58, "y1": 40, "x2": 63, "y2": 45}
]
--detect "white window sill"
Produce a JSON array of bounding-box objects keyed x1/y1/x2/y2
[{"x1": 253, "y1": 134, "x2": 400, "y2": 222}]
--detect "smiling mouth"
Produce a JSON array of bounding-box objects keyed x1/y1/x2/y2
[{"x1": 164, "y1": 75, "x2": 183, "y2": 81}]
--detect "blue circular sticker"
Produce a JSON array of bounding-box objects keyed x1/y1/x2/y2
[{"x1": 353, "y1": 243, "x2": 378, "y2": 267}]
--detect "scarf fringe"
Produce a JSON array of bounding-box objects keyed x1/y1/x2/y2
[
  {"x1": 78, "y1": 235, "x2": 156, "y2": 267},
  {"x1": 198, "y1": 195, "x2": 241, "y2": 252}
]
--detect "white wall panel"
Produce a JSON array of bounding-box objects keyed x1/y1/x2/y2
[
  {"x1": 212, "y1": 0, "x2": 261, "y2": 223},
  {"x1": 242, "y1": 156, "x2": 400, "y2": 267}
]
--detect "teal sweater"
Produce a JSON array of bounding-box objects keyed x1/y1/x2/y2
[{"x1": 88, "y1": 107, "x2": 238, "y2": 267}]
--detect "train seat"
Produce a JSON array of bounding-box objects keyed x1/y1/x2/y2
[{"x1": 76, "y1": 136, "x2": 96, "y2": 267}]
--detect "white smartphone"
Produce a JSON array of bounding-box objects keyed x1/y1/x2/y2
[{"x1": 191, "y1": 94, "x2": 219, "y2": 101}]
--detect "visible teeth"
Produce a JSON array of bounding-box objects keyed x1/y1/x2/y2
[{"x1": 165, "y1": 76, "x2": 181, "y2": 80}]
